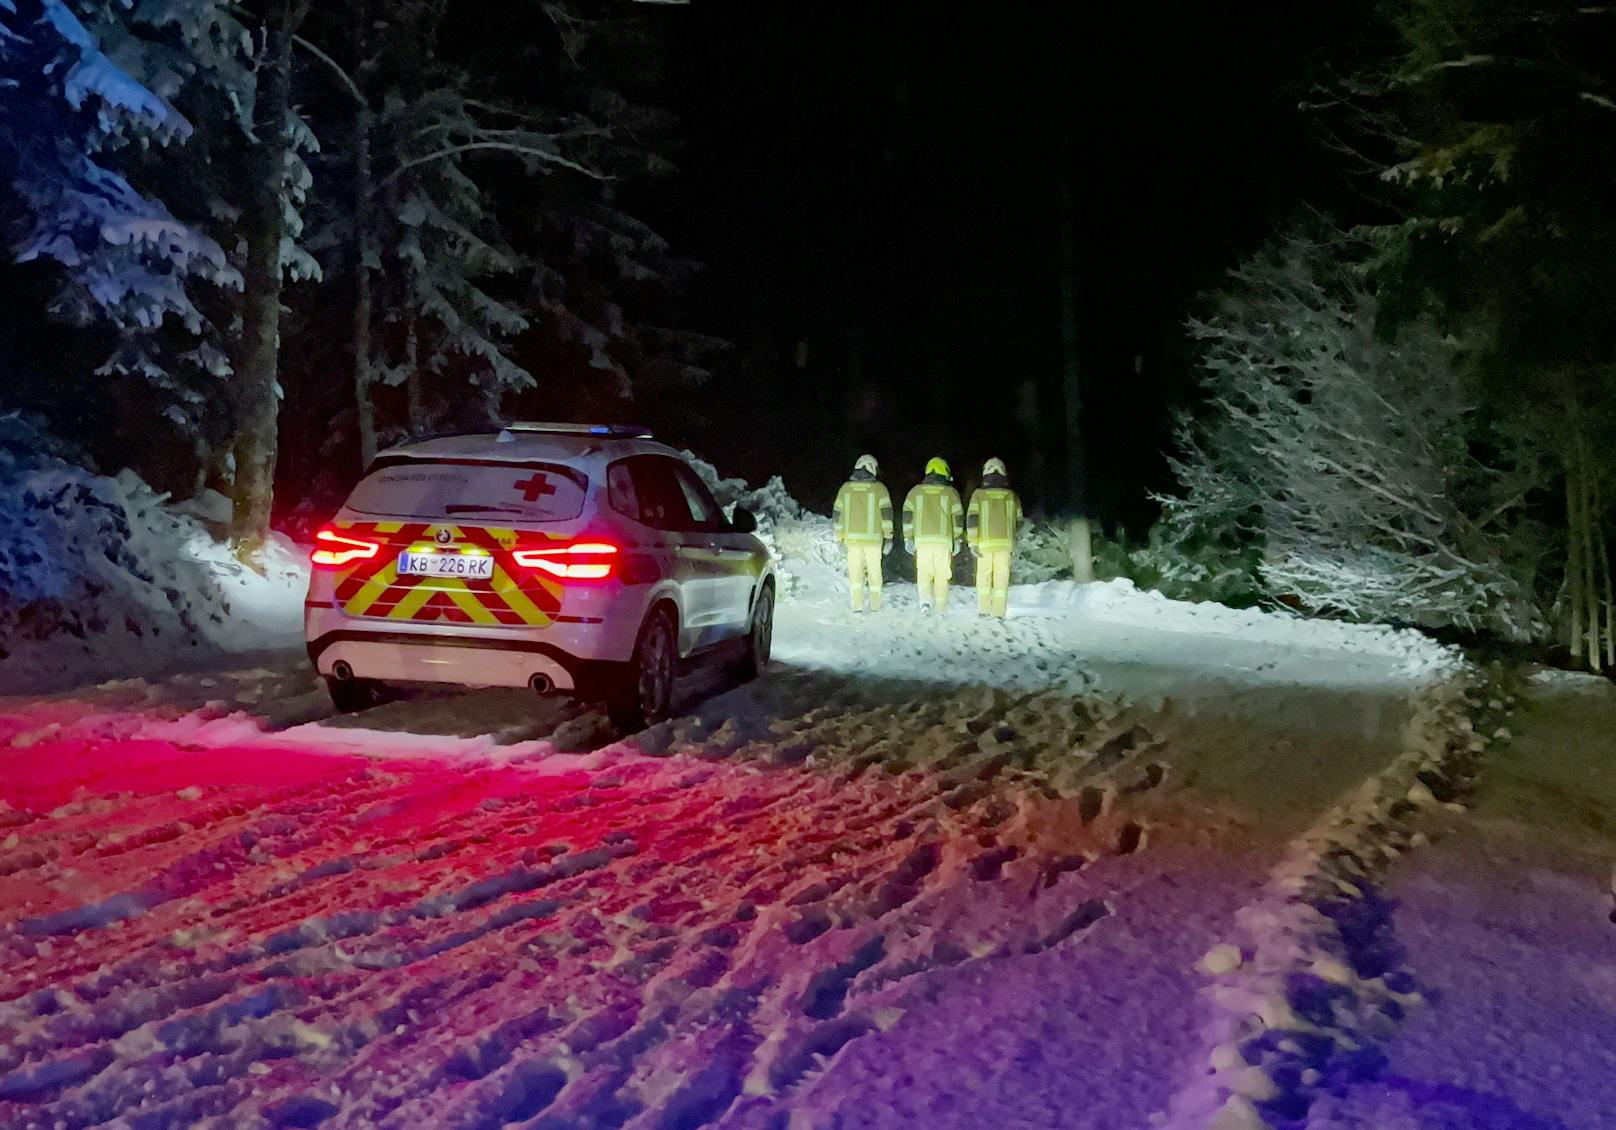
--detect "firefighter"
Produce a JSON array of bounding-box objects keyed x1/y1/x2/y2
[
  {"x1": 903, "y1": 456, "x2": 964, "y2": 612},
  {"x1": 833, "y1": 454, "x2": 894, "y2": 611},
  {"x1": 967, "y1": 457, "x2": 1022, "y2": 618}
]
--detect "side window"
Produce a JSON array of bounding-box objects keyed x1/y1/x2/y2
[
  {"x1": 624, "y1": 456, "x2": 694, "y2": 531},
  {"x1": 674, "y1": 465, "x2": 726, "y2": 532},
  {"x1": 607, "y1": 460, "x2": 640, "y2": 522}
]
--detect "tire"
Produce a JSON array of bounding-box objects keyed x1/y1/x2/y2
[
  {"x1": 733, "y1": 582, "x2": 774, "y2": 683},
  {"x1": 609, "y1": 607, "x2": 677, "y2": 732},
  {"x1": 325, "y1": 675, "x2": 379, "y2": 713}
]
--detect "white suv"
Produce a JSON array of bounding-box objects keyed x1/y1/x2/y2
[{"x1": 304, "y1": 424, "x2": 776, "y2": 728}]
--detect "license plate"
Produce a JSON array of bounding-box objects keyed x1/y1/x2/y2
[{"x1": 397, "y1": 551, "x2": 495, "y2": 579}]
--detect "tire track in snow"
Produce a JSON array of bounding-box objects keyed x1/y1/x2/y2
[
  {"x1": 1, "y1": 639, "x2": 1175, "y2": 1130},
  {"x1": 1154, "y1": 664, "x2": 1506, "y2": 1129},
  {"x1": 0, "y1": 763, "x2": 443, "y2": 1006}
]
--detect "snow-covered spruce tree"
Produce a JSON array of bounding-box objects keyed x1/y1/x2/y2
[
  {"x1": 1163, "y1": 234, "x2": 1544, "y2": 638},
  {"x1": 0, "y1": 0, "x2": 241, "y2": 446},
  {"x1": 224, "y1": 0, "x2": 319, "y2": 553},
  {"x1": 1335, "y1": 0, "x2": 1616, "y2": 668},
  {"x1": 367, "y1": 83, "x2": 542, "y2": 447},
  {"x1": 513, "y1": 1, "x2": 720, "y2": 416},
  {"x1": 294, "y1": 0, "x2": 615, "y2": 465},
  {"x1": 296, "y1": 0, "x2": 707, "y2": 466},
  {"x1": 2, "y1": 0, "x2": 320, "y2": 517}
]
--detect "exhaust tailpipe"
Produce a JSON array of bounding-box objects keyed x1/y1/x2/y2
[
  {"x1": 529, "y1": 673, "x2": 554, "y2": 695},
  {"x1": 331, "y1": 661, "x2": 356, "y2": 682}
]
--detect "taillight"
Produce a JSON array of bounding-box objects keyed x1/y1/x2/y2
[
  {"x1": 511, "y1": 541, "x2": 620, "y2": 581},
  {"x1": 311, "y1": 527, "x2": 381, "y2": 567}
]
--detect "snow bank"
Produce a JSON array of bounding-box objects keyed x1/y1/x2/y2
[
  {"x1": 682, "y1": 454, "x2": 1464, "y2": 681},
  {"x1": 1009, "y1": 519, "x2": 1074, "y2": 583},
  {"x1": 0, "y1": 431, "x2": 305, "y2": 695},
  {"x1": 1157, "y1": 666, "x2": 1511, "y2": 1128},
  {"x1": 1528, "y1": 665, "x2": 1611, "y2": 692},
  {"x1": 684, "y1": 453, "x2": 1067, "y2": 596},
  {"x1": 1019, "y1": 578, "x2": 1457, "y2": 680},
  {"x1": 683, "y1": 451, "x2": 839, "y2": 595}
]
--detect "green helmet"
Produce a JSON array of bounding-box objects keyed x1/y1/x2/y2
[{"x1": 925, "y1": 456, "x2": 951, "y2": 478}]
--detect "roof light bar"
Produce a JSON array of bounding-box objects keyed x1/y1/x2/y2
[{"x1": 506, "y1": 422, "x2": 653, "y2": 439}]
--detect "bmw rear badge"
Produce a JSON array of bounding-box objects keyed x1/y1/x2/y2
[{"x1": 436, "y1": 529, "x2": 453, "y2": 545}]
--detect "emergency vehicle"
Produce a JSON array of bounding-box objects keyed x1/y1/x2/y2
[{"x1": 304, "y1": 424, "x2": 776, "y2": 729}]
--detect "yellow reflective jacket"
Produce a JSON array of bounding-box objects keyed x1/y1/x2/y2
[
  {"x1": 967, "y1": 487, "x2": 1022, "y2": 551},
  {"x1": 903, "y1": 481, "x2": 964, "y2": 548},
  {"x1": 833, "y1": 479, "x2": 894, "y2": 544}
]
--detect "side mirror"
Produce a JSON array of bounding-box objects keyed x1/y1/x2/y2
[{"x1": 730, "y1": 506, "x2": 758, "y2": 534}]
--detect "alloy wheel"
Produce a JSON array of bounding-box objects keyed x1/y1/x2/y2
[
  {"x1": 639, "y1": 614, "x2": 675, "y2": 720},
  {"x1": 753, "y1": 587, "x2": 774, "y2": 670}
]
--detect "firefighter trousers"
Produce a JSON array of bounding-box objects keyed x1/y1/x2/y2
[
  {"x1": 845, "y1": 541, "x2": 884, "y2": 610},
  {"x1": 915, "y1": 542, "x2": 953, "y2": 611},
  {"x1": 975, "y1": 547, "x2": 1011, "y2": 617}
]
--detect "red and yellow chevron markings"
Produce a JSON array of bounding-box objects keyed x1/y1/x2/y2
[{"x1": 328, "y1": 522, "x2": 565, "y2": 627}]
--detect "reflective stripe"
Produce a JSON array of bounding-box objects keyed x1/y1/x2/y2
[
  {"x1": 836, "y1": 480, "x2": 890, "y2": 542},
  {"x1": 390, "y1": 581, "x2": 439, "y2": 621},
  {"x1": 491, "y1": 567, "x2": 555, "y2": 624},
  {"x1": 917, "y1": 492, "x2": 944, "y2": 538},
  {"x1": 330, "y1": 521, "x2": 560, "y2": 626},
  {"x1": 342, "y1": 561, "x2": 392, "y2": 617},
  {"x1": 446, "y1": 586, "x2": 499, "y2": 625},
  {"x1": 906, "y1": 484, "x2": 962, "y2": 543},
  {"x1": 968, "y1": 489, "x2": 1020, "y2": 549}
]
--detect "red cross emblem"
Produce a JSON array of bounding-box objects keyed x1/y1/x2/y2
[{"x1": 514, "y1": 472, "x2": 557, "y2": 503}]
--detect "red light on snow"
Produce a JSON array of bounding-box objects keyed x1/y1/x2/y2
[
  {"x1": 511, "y1": 541, "x2": 620, "y2": 581},
  {"x1": 311, "y1": 527, "x2": 381, "y2": 567}
]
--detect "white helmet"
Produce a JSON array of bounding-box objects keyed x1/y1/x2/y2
[
  {"x1": 855, "y1": 453, "x2": 879, "y2": 476},
  {"x1": 983, "y1": 457, "x2": 1007, "y2": 477}
]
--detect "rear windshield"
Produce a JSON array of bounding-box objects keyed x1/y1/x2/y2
[{"x1": 347, "y1": 460, "x2": 587, "y2": 522}]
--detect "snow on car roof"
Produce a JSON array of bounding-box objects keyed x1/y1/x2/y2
[{"x1": 374, "y1": 430, "x2": 679, "y2": 467}]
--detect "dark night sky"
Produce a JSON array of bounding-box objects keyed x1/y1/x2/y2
[
  {"x1": 653, "y1": 2, "x2": 1362, "y2": 530},
  {"x1": 0, "y1": 1, "x2": 1371, "y2": 530}
]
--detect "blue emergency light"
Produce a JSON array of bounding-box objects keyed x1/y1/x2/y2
[{"x1": 507, "y1": 422, "x2": 653, "y2": 439}]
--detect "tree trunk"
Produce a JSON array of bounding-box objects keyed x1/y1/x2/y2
[
  {"x1": 353, "y1": 226, "x2": 376, "y2": 466},
  {"x1": 1577, "y1": 425, "x2": 1603, "y2": 670},
  {"x1": 1068, "y1": 516, "x2": 1093, "y2": 583},
  {"x1": 229, "y1": 4, "x2": 307, "y2": 556},
  {"x1": 1598, "y1": 479, "x2": 1614, "y2": 670},
  {"x1": 404, "y1": 316, "x2": 426, "y2": 431},
  {"x1": 1055, "y1": 131, "x2": 1084, "y2": 516},
  {"x1": 1567, "y1": 445, "x2": 1585, "y2": 665},
  {"x1": 1596, "y1": 469, "x2": 1615, "y2": 669},
  {"x1": 351, "y1": 23, "x2": 376, "y2": 468}
]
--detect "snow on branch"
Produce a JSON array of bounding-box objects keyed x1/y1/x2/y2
[
  {"x1": 4, "y1": 1, "x2": 238, "y2": 342},
  {"x1": 1163, "y1": 232, "x2": 1544, "y2": 639},
  {"x1": 39, "y1": 0, "x2": 186, "y2": 138},
  {"x1": 375, "y1": 141, "x2": 601, "y2": 192}
]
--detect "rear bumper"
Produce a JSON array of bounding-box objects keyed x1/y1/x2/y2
[
  {"x1": 303, "y1": 596, "x2": 640, "y2": 695},
  {"x1": 306, "y1": 628, "x2": 623, "y2": 695}
]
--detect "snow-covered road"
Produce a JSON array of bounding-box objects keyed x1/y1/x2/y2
[
  {"x1": 1309, "y1": 673, "x2": 1616, "y2": 1130},
  {"x1": 0, "y1": 582, "x2": 1452, "y2": 1129}
]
